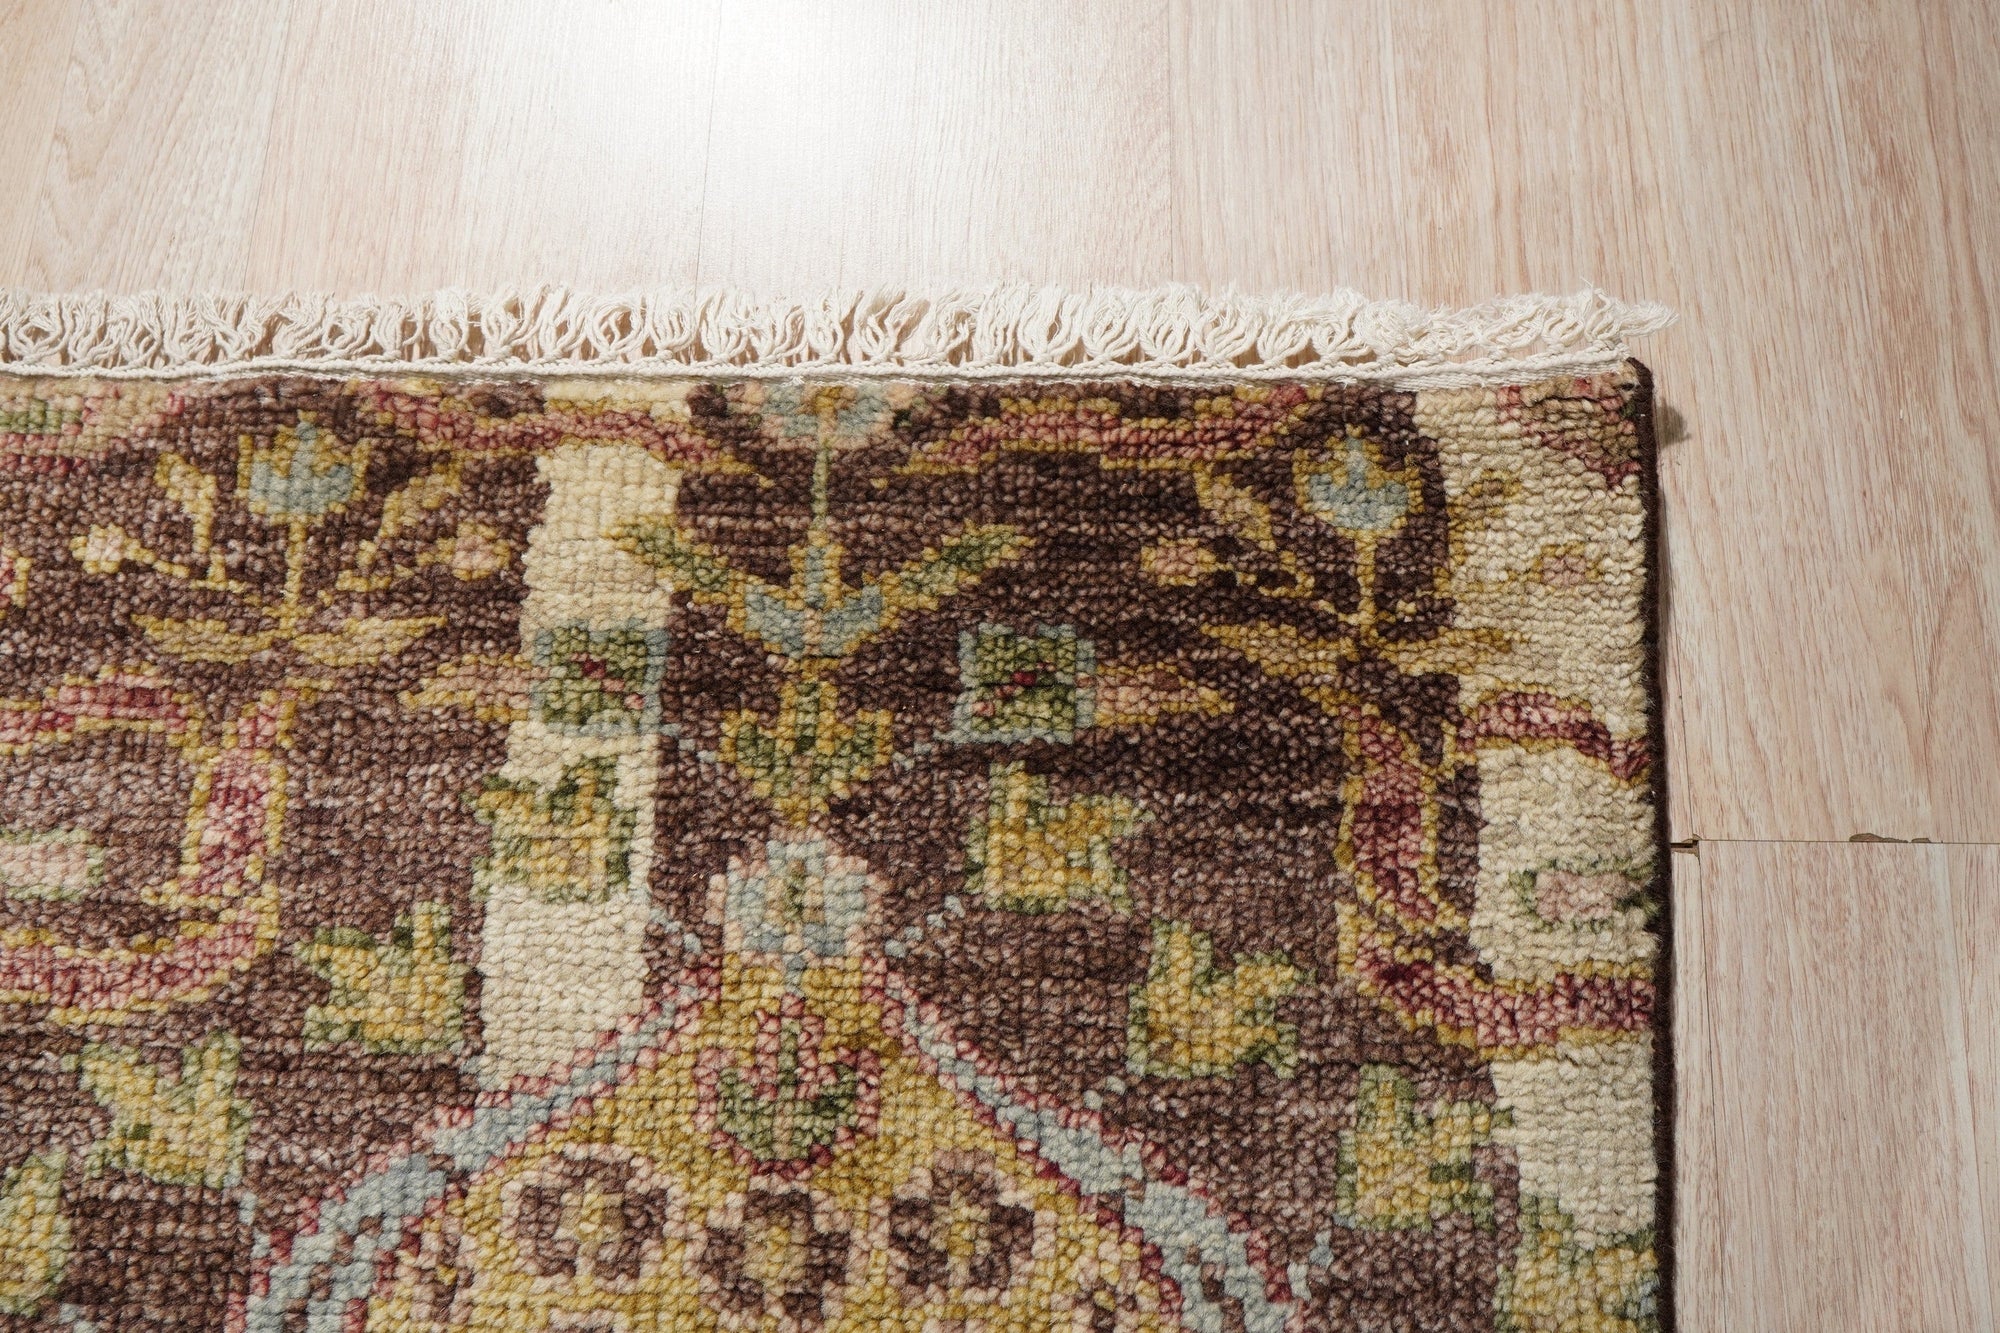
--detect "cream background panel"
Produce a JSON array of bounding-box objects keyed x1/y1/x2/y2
[
  {"x1": 1492, "y1": 1038, "x2": 1657, "y2": 1248},
  {"x1": 1470, "y1": 747, "x2": 1655, "y2": 984},
  {"x1": 475, "y1": 442, "x2": 678, "y2": 1086},
  {"x1": 1419, "y1": 387, "x2": 1649, "y2": 739},
  {"x1": 517, "y1": 443, "x2": 679, "y2": 632}
]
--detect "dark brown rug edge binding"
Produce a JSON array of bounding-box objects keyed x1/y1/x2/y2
[{"x1": 1630, "y1": 359, "x2": 1678, "y2": 1333}]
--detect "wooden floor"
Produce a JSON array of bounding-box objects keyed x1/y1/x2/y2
[{"x1": 1, "y1": 1, "x2": 1995, "y2": 1327}]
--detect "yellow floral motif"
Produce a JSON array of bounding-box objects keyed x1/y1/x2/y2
[
  {"x1": 365, "y1": 951, "x2": 1179, "y2": 1332},
  {"x1": 0, "y1": 1151, "x2": 68, "y2": 1317},
  {"x1": 296, "y1": 901, "x2": 468, "y2": 1054},
  {"x1": 1127, "y1": 920, "x2": 1307, "y2": 1078},
  {"x1": 76, "y1": 1031, "x2": 253, "y2": 1190},
  {"x1": 1496, "y1": 1196, "x2": 1659, "y2": 1332},
  {"x1": 401, "y1": 653, "x2": 536, "y2": 724},
  {"x1": 68, "y1": 415, "x2": 504, "y2": 667},
  {"x1": 1193, "y1": 463, "x2": 1316, "y2": 597},
  {"x1": 965, "y1": 762, "x2": 1148, "y2": 914},
  {"x1": 426, "y1": 519, "x2": 513, "y2": 580},
  {"x1": 1334, "y1": 1064, "x2": 1502, "y2": 1230},
  {"x1": 1139, "y1": 537, "x2": 1221, "y2": 586},
  {"x1": 622, "y1": 508, "x2": 1028, "y2": 670},
  {"x1": 720, "y1": 679, "x2": 894, "y2": 828},
  {"x1": 472, "y1": 758, "x2": 637, "y2": 904},
  {"x1": 1090, "y1": 663, "x2": 1234, "y2": 728}
]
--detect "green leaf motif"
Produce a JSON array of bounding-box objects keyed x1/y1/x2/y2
[
  {"x1": 296, "y1": 901, "x2": 467, "y2": 1054},
  {"x1": 714, "y1": 1026, "x2": 867, "y2": 1165},
  {"x1": 1334, "y1": 1064, "x2": 1502, "y2": 1232},
  {"x1": 1495, "y1": 1195, "x2": 1660, "y2": 1332},
  {"x1": 471, "y1": 757, "x2": 637, "y2": 903},
  {"x1": 965, "y1": 762, "x2": 1144, "y2": 913},
  {"x1": 886, "y1": 524, "x2": 1028, "y2": 604},
  {"x1": 619, "y1": 520, "x2": 736, "y2": 597},
  {"x1": 722, "y1": 680, "x2": 892, "y2": 827},
  {"x1": 1127, "y1": 920, "x2": 1307, "y2": 1079},
  {"x1": 620, "y1": 515, "x2": 1028, "y2": 665},
  {"x1": 77, "y1": 1032, "x2": 252, "y2": 1191}
]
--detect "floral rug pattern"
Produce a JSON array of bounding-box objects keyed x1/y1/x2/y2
[{"x1": 0, "y1": 368, "x2": 1665, "y2": 1331}]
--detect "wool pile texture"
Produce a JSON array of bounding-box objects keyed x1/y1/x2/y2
[{"x1": 0, "y1": 360, "x2": 1667, "y2": 1331}]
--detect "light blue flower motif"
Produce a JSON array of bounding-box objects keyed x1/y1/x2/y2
[
  {"x1": 1298, "y1": 436, "x2": 1411, "y2": 534},
  {"x1": 246, "y1": 420, "x2": 361, "y2": 520},
  {"x1": 759, "y1": 382, "x2": 895, "y2": 442},
  {"x1": 721, "y1": 836, "x2": 874, "y2": 982}
]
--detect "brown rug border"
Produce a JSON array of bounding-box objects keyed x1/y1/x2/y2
[{"x1": 1632, "y1": 359, "x2": 1678, "y2": 1333}]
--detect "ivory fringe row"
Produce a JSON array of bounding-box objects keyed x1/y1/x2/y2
[{"x1": 0, "y1": 285, "x2": 1671, "y2": 386}]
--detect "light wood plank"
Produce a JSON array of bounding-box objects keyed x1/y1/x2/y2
[
  {"x1": 1166, "y1": 0, "x2": 1404, "y2": 294},
  {"x1": 1701, "y1": 841, "x2": 1990, "y2": 1330},
  {"x1": 1376, "y1": 3, "x2": 1673, "y2": 301},
  {"x1": 1167, "y1": 1, "x2": 1673, "y2": 298},
  {"x1": 1907, "y1": 1, "x2": 2000, "y2": 841},
  {"x1": 1639, "y1": 3, "x2": 2000, "y2": 843},
  {"x1": 1948, "y1": 846, "x2": 2000, "y2": 1325},
  {"x1": 19, "y1": 0, "x2": 291, "y2": 290},
  {"x1": 1671, "y1": 847, "x2": 1725, "y2": 1332},
  {"x1": 698, "y1": 0, "x2": 1172, "y2": 290},
  {"x1": 1636, "y1": 2, "x2": 1900, "y2": 844},
  {"x1": 246, "y1": 1, "x2": 719, "y2": 291},
  {"x1": 0, "y1": 0, "x2": 79, "y2": 283}
]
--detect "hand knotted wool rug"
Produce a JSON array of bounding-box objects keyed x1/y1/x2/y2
[{"x1": 0, "y1": 288, "x2": 1673, "y2": 1333}]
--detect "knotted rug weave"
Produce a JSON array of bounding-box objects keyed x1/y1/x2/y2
[{"x1": 0, "y1": 287, "x2": 1673, "y2": 1332}]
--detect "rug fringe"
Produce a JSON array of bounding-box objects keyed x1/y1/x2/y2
[{"x1": 0, "y1": 285, "x2": 1671, "y2": 384}]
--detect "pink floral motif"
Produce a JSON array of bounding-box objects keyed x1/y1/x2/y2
[
  {"x1": 352, "y1": 381, "x2": 740, "y2": 468},
  {"x1": 1342, "y1": 921, "x2": 1655, "y2": 1053},
  {"x1": 1462, "y1": 690, "x2": 1651, "y2": 783},
  {"x1": 1345, "y1": 709, "x2": 1440, "y2": 927},
  {"x1": 0, "y1": 381, "x2": 185, "y2": 469},
  {"x1": 1493, "y1": 372, "x2": 1643, "y2": 485},
  {"x1": 0, "y1": 670, "x2": 303, "y2": 1021},
  {"x1": 1534, "y1": 870, "x2": 1630, "y2": 923},
  {"x1": 1336, "y1": 686, "x2": 1655, "y2": 1055}
]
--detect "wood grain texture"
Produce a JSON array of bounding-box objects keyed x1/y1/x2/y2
[
  {"x1": 1949, "y1": 845, "x2": 2000, "y2": 1326},
  {"x1": 699, "y1": 0, "x2": 1173, "y2": 289},
  {"x1": 1693, "y1": 841, "x2": 1995, "y2": 1331},
  {"x1": 1640, "y1": 4, "x2": 2000, "y2": 844},
  {"x1": 1669, "y1": 847, "x2": 1725, "y2": 1333},
  {"x1": 0, "y1": 0, "x2": 78, "y2": 280},
  {"x1": 1167, "y1": 1, "x2": 1404, "y2": 293},
  {"x1": 0, "y1": 4, "x2": 1997, "y2": 1322},
  {"x1": 246, "y1": 0, "x2": 720, "y2": 291},
  {"x1": 19, "y1": 0, "x2": 292, "y2": 290}
]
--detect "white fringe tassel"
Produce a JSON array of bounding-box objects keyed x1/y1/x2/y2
[{"x1": 0, "y1": 285, "x2": 1671, "y2": 385}]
